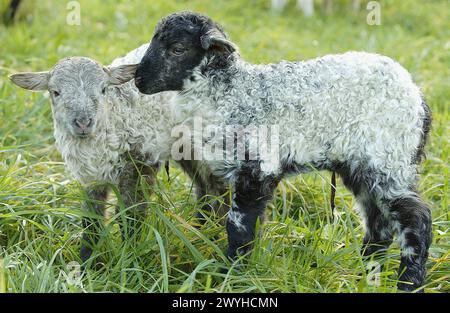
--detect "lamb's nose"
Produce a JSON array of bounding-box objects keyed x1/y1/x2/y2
[{"x1": 74, "y1": 118, "x2": 92, "y2": 130}]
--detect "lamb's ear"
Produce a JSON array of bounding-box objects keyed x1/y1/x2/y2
[
  {"x1": 200, "y1": 28, "x2": 237, "y2": 55},
  {"x1": 106, "y1": 64, "x2": 138, "y2": 85},
  {"x1": 9, "y1": 71, "x2": 49, "y2": 91}
]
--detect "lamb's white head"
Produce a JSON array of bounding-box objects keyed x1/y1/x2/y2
[{"x1": 10, "y1": 57, "x2": 137, "y2": 138}]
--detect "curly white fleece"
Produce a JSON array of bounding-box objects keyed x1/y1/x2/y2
[
  {"x1": 179, "y1": 51, "x2": 427, "y2": 200},
  {"x1": 52, "y1": 45, "x2": 183, "y2": 185}
]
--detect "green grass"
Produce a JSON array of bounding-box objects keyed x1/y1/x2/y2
[{"x1": 0, "y1": 0, "x2": 449, "y2": 293}]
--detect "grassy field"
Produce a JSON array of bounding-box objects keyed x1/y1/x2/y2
[{"x1": 0, "y1": 0, "x2": 449, "y2": 293}]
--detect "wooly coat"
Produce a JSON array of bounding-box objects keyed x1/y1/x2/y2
[
  {"x1": 10, "y1": 45, "x2": 228, "y2": 264},
  {"x1": 135, "y1": 11, "x2": 432, "y2": 292}
]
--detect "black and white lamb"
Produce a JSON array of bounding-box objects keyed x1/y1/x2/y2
[
  {"x1": 10, "y1": 44, "x2": 228, "y2": 264},
  {"x1": 134, "y1": 11, "x2": 432, "y2": 292}
]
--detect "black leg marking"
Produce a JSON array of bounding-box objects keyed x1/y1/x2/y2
[
  {"x1": 226, "y1": 161, "x2": 280, "y2": 259},
  {"x1": 390, "y1": 195, "x2": 432, "y2": 292},
  {"x1": 333, "y1": 162, "x2": 394, "y2": 257},
  {"x1": 359, "y1": 192, "x2": 393, "y2": 258},
  {"x1": 327, "y1": 158, "x2": 431, "y2": 292}
]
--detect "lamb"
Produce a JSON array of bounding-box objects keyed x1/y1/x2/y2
[
  {"x1": 9, "y1": 45, "x2": 228, "y2": 264},
  {"x1": 134, "y1": 11, "x2": 432, "y2": 292}
]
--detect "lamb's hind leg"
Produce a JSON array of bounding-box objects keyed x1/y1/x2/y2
[
  {"x1": 336, "y1": 165, "x2": 393, "y2": 258},
  {"x1": 388, "y1": 193, "x2": 432, "y2": 292},
  {"x1": 357, "y1": 191, "x2": 393, "y2": 258},
  {"x1": 339, "y1": 162, "x2": 431, "y2": 291}
]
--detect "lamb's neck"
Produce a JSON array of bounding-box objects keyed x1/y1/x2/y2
[
  {"x1": 207, "y1": 57, "x2": 250, "y2": 81},
  {"x1": 194, "y1": 57, "x2": 253, "y2": 101}
]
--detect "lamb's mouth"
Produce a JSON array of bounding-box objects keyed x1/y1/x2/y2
[{"x1": 73, "y1": 131, "x2": 93, "y2": 139}]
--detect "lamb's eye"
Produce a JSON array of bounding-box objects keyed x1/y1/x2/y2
[
  {"x1": 102, "y1": 87, "x2": 107, "y2": 95},
  {"x1": 52, "y1": 91, "x2": 60, "y2": 97},
  {"x1": 171, "y1": 45, "x2": 187, "y2": 56}
]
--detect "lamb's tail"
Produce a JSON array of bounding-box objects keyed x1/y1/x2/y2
[{"x1": 414, "y1": 97, "x2": 432, "y2": 164}]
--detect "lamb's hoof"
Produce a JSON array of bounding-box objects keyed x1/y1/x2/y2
[{"x1": 227, "y1": 244, "x2": 252, "y2": 260}]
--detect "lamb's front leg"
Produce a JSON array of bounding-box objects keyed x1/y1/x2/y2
[
  {"x1": 80, "y1": 186, "x2": 108, "y2": 264},
  {"x1": 226, "y1": 161, "x2": 280, "y2": 259},
  {"x1": 116, "y1": 162, "x2": 160, "y2": 240}
]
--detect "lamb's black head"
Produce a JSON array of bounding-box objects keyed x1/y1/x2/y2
[{"x1": 135, "y1": 11, "x2": 237, "y2": 95}]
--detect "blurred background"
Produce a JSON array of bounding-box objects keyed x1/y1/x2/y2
[{"x1": 0, "y1": 0, "x2": 448, "y2": 292}]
